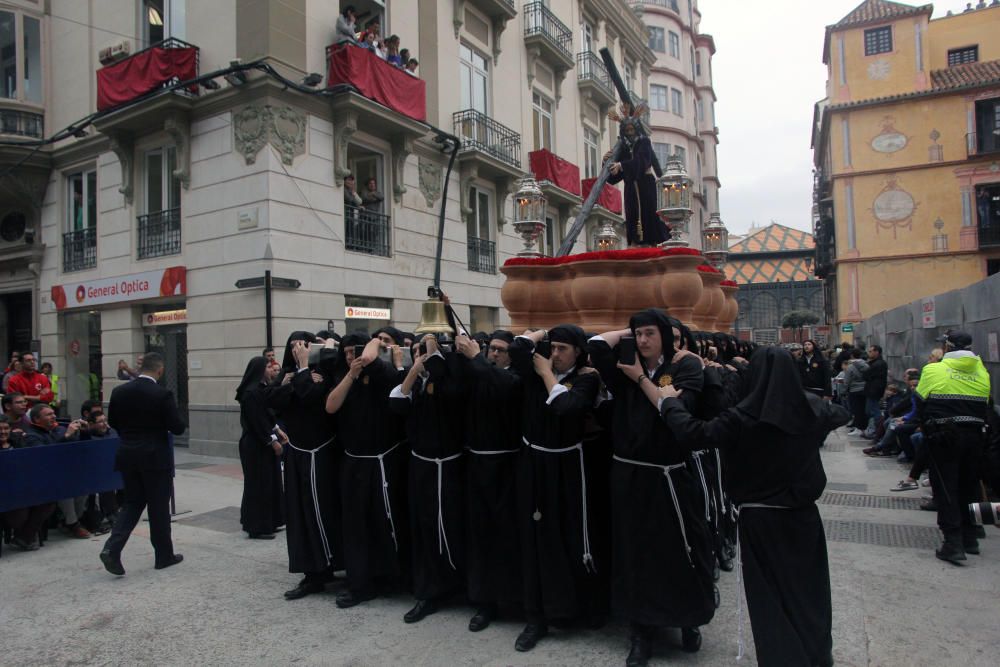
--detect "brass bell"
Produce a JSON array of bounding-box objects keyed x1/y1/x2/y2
[{"x1": 414, "y1": 297, "x2": 455, "y2": 335}]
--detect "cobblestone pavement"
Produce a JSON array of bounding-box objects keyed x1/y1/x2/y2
[{"x1": 2, "y1": 428, "x2": 999, "y2": 666}]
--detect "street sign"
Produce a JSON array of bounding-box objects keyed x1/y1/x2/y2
[
  {"x1": 235, "y1": 277, "x2": 265, "y2": 289},
  {"x1": 841, "y1": 323, "x2": 854, "y2": 333},
  {"x1": 234, "y1": 276, "x2": 301, "y2": 289}
]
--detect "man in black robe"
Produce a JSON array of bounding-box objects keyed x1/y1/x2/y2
[
  {"x1": 659, "y1": 347, "x2": 850, "y2": 667},
  {"x1": 235, "y1": 356, "x2": 286, "y2": 539},
  {"x1": 268, "y1": 331, "x2": 343, "y2": 600},
  {"x1": 605, "y1": 112, "x2": 669, "y2": 247},
  {"x1": 509, "y1": 325, "x2": 601, "y2": 652},
  {"x1": 324, "y1": 332, "x2": 407, "y2": 608},
  {"x1": 589, "y1": 310, "x2": 715, "y2": 666},
  {"x1": 455, "y1": 330, "x2": 522, "y2": 632},
  {"x1": 390, "y1": 335, "x2": 466, "y2": 623}
]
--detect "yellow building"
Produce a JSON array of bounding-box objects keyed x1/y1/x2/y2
[{"x1": 811, "y1": 0, "x2": 1000, "y2": 339}]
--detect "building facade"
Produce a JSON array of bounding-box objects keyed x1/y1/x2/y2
[
  {"x1": 812, "y1": 0, "x2": 1000, "y2": 340},
  {"x1": 726, "y1": 223, "x2": 829, "y2": 346},
  {"x1": 633, "y1": 0, "x2": 720, "y2": 241},
  {"x1": 0, "y1": 0, "x2": 676, "y2": 455}
]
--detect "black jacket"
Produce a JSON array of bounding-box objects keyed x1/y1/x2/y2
[
  {"x1": 799, "y1": 353, "x2": 832, "y2": 396},
  {"x1": 863, "y1": 357, "x2": 888, "y2": 399},
  {"x1": 108, "y1": 377, "x2": 186, "y2": 471}
]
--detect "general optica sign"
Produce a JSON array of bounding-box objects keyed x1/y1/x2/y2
[{"x1": 50, "y1": 267, "x2": 186, "y2": 310}]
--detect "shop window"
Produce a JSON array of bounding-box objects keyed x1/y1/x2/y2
[
  {"x1": 62, "y1": 311, "x2": 103, "y2": 415},
  {"x1": 345, "y1": 295, "x2": 392, "y2": 335}
]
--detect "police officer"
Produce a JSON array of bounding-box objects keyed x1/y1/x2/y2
[{"x1": 914, "y1": 331, "x2": 991, "y2": 564}]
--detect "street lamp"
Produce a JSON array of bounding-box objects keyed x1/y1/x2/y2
[
  {"x1": 656, "y1": 155, "x2": 693, "y2": 247},
  {"x1": 513, "y1": 175, "x2": 547, "y2": 257},
  {"x1": 702, "y1": 211, "x2": 729, "y2": 269}
]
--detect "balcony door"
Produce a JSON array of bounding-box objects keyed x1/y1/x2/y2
[
  {"x1": 459, "y1": 44, "x2": 490, "y2": 147},
  {"x1": 142, "y1": 0, "x2": 185, "y2": 46},
  {"x1": 467, "y1": 186, "x2": 496, "y2": 273},
  {"x1": 64, "y1": 170, "x2": 98, "y2": 272},
  {"x1": 975, "y1": 98, "x2": 1000, "y2": 155},
  {"x1": 139, "y1": 147, "x2": 181, "y2": 259}
]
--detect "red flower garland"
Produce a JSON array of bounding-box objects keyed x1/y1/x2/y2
[
  {"x1": 697, "y1": 264, "x2": 721, "y2": 274},
  {"x1": 503, "y1": 246, "x2": 680, "y2": 267},
  {"x1": 720, "y1": 280, "x2": 738, "y2": 287}
]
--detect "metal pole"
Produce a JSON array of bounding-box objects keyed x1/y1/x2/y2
[
  {"x1": 433, "y1": 136, "x2": 461, "y2": 292},
  {"x1": 264, "y1": 269, "x2": 273, "y2": 349}
]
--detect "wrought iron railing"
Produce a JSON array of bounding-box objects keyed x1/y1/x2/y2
[
  {"x1": 631, "y1": 0, "x2": 679, "y2": 10},
  {"x1": 0, "y1": 108, "x2": 43, "y2": 138},
  {"x1": 137, "y1": 207, "x2": 181, "y2": 259},
  {"x1": 967, "y1": 131, "x2": 1000, "y2": 158},
  {"x1": 453, "y1": 109, "x2": 521, "y2": 169},
  {"x1": 62, "y1": 228, "x2": 97, "y2": 272},
  {"x1": 467, "y1": 237, "x2": 497, "y2": 274},
  {"x1": 978, "y1": 224, "x2": 1000, "y2": 248},
  {"x1": 345, "y1": 204, "x2": 391, "y2": 257},
  {"x1": 523, "y1": 2, "x2": 573, "y2": 62},
  {"x1": 576, "y1": 52, "x2": 614, "y2": 97}
]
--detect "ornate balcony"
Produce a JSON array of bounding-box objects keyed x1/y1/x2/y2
[
  {"x1": 97, "y1": 38, "x2": 199, "y2": 112},
  {"x1": 967, "y1": 131, "x2": 1000, "y2": 158},
  {"x1": 62, "y1": 228, "x2": 97, "y2": 272},
  {"x1": 523, "y1": 2, "x2": 574, "y2": 71},
  {"x1": 345, "y1": 204, "x2": 391, "y2": 257},
  {"x1": 137, "y1": 207, "x2": 181, "y2": 259},
  {"x1": 0, "y1": 108, "x2": 43, "y2": 139},
  {"x1": 467, "y1": 237, "x2": 497, "y2": 274},
  {"x1": 454, "y1": 109, "x2": 523, "y2": 229},
  {"x1": 576, "y1": 52, "x2": 615, "y2": 109}
]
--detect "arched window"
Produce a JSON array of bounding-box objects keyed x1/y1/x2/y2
[{"x1": 752, "y1": 293, "x2": 778, "y2": 329}]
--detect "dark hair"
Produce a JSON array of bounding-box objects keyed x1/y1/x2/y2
[
  {"x1": 1, "y1": 393, "x2": 24, "y2": 410},
  {"x1": 262, "y1": 347, "x2": 274, "y2": 355},
  {"x1": 850, "y1": 348, "x2": 862, "y2": 359},
  {"x1": 28, "y1": 403, "x2": 52, "y2": 423},
  {"x1": 342, "y1": 5, "x2": 355, "y2": 18},
  {"x1": 869, "y1": 344, "x2": 882, "y2": 355},
  {"x1": 0, "y1": 414, "x2": 9, "y2": 425},
  {"x1": 408, "y1": 58, "x2": 418, "y2": 66},
  {"x1": 40, "y1": 361, "x2": 52, "y2": 371},
  {"x1": 140, "y1": 352, "x2": 165, "y2": 371},
  {"x1": 81, "y1": 399, "x2": 102, "y2": 418}
]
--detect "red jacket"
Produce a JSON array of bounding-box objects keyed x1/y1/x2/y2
[{"x1": 6, "y1": 371, "x2": 54, "y2": 404}]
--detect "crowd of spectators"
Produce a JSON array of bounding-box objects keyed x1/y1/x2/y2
[{"x1": 334, "y1": 6, "x2": 419, "y2": 76}]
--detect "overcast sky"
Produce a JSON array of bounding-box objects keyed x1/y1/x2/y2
[{"x1": 698, "y1": 0, "x2": 964, "y2": 236}]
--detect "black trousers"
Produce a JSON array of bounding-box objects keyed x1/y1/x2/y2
[
  {"x1": 103, "y1": 468, "x2": 174, "y2": 565},
  {"x1": 927, "y1": 429, "x2": 984, "y2": 547},
  {"x1": 848, "y1": 393, "x2": 867, "y2": 430}
]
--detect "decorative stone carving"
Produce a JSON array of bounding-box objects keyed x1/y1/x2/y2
[
  {"x1": 332, "y1": 111, "x2": 358, "y2": 186},
  {"x1": 526, "y1": 47, "x2": 541, "y2": 90},
  {"x1": 233, "y1": 104, "x2": 306, "y2": 166},
  {"x1": 459, "y1": 162, "x2": 479, "y2": 219},
  {"x1": 391, "y1": 136, "x2": 412, "y2": 204},
  {"x1": 163, "y1": 112, "x2": 191, "y2": 189},
  {"x1": 492, "y1": 17, "x2": 508, "y2": 64},
  {"x1": 418, "y1": 157, "x2": 443, "y2": 208},
  {"x1": 495, "y1": 177, "x2": 516, "y2": 229},
  {"x1": 107, "y1": 131, "x2": 135, "y2": 205}
]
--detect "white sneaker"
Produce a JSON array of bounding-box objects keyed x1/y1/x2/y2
[{"x1": 846, "y1": 428, "x2": 860, "y2": 436}]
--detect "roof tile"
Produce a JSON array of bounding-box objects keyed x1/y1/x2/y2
[
  {"x1": 931, "y1": 59, "x2": 1000, "y2": 90},
  {"x1": 832, "y1": 0, "x2": 932, "y2": 29}
]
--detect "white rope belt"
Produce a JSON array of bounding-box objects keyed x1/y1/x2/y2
[
  {"x1": 613, "y1": 454, "x2": 692, "y2": 567},
  {"x1": 525, "y1": 437, "x2": 596, "y2": 573},
  {"x1": 690, "y1": 450, "x2": 713, "y2": 524},
  {"x1": 286, "y1": 435, "x2": 336, "y2": 565},
  {"x1": 713, "y1": 449, "x2": 727, "y2": 516},
  {"x1": 733, "y1": 502, "x2": 790, "y2": 661},
  {"x1": 344, "y1": 440, "x2": 403, "y2": 552},
  {"x1": 410, "y1": 450, "x2": 463, "y2": 570},
  {"x1": 466, "y1": 447, "x2": 520, "y2": 455}
]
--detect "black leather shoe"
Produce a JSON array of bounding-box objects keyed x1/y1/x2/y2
[
  {"x1": 335, "y1": 589, "x2": 375, "y2": 608},
  {"x1": 403, "y1": 599, "x2": 438, "y2": 624},
  {"x1": 920, "y1": 498, "x2": 938, "y2": 512},
  {"x1": 718, "y1": 556, "x2": 734, "y2": 572},
  {"x1": 284, "y1": 579, "x2": 325, "y2": 600},
  {"x1": 154, "y1": 554, "x2": 183, "y2": 570},
  {"x1": 468, "y1": 607, "x2": 495, "y2": 632},
  {"x1": 974, "y1": 525, "x2": 986, "y2": 539},
  {"x1": 514, "y1": 623, "x2": 548, "y2": 652},
  {"x1": 248, "y1": 532, "x2": 276, "y2": 540},
  {"x1": 100, "y1": 550, "x2": 125, "y2": 576},
  {"x1": 626, "y1": 632, "x2": 652, "y2": 667},
  {"x1": 935, "y1": 544, "x2": 967, "y2": 565},
  {"x1": 963, "y1": 539, "x2": 981, "y2": 555},
  {"x1": 681, "y1": 627, "x2": 702, "y2": 653}
]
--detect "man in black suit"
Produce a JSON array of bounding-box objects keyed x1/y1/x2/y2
[{"x1": 99, "y1": 352, "x2": 186, "y2": 576}]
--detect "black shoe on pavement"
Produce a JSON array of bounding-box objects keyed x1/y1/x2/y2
[
  {"x1": 974, "y1": 525, "x2": 986, "y2": 539},
  {"x1": 154, "y1": 554, "x2": 183, "y2": 570},
  {"x1": 626, "y1": 631, "x2": 652, "y2": 667},
  {"x1": 514, "y1": 623, "x2": 548, "y2": 652},
  {"x1": 284, "y1": 578, "x2": 325, "y2": 600},
  {"x1": 681, "y1": 627, "x2": 702, "y2": 653},
  {"x1": 248, "y1": 532, "x2": 276, "y2": 540},
  {"x1": 12, "y1": 536, "x2": 39, "y2": 551},
  {"x1": 935, "y1": 543, "x2": 967, "y2": 565},
  {"x1": 963, "y1": 539, "x2": 981, "y2": 555},
  {"x1": 335, "y1": 589, "x2": 375, "y2": 608},
  {"x1": 403, "y1": 599, "x2": 438, "y2": 624},
  {"x1": 920, "y1": 498, "x2": 938, "y2": 512},
  {"x1": 99, "y1": 550, "x2": 125, "y2": 576},
  {"x1": 468, "y1": 606, "x2": 496, "y2": 632}
]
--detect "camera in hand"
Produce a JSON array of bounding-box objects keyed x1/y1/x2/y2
[
  {"x1": 353, "y1": 344, "x2": 366, "y2": 358},
  {"x1": 535, "y1": 340, "x2": 551, "y2": 358},
  {"x1": 618, "y1": 336, "x2": 637, "y2": 365},
  {"x1": 968, "y1": 502, "x2": 1000, "y2": 526}
]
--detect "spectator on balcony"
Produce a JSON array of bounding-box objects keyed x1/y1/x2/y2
[
  {"x1": 604, "y1": 104, "x2": 668, "y2": 247},
  {"x1": 977, "y1": 188, "x2": 991, "y2": 227},
  {"x1": 7, "y1": 353, "x2": 54, "y2": 408},
  {"x1": 344, "y1": 174, "x2": 363, "y2": 209},
  {"x1": 399, "y1": 48, "x2": 411, "y2": 69},
  {"x1": 385, "y1": 35, "x2": 402, "y2": 66},
  {"x1": 405, "y1": 58, "x2": 419, "y2": 77},
  {"x1": 362, "y1": 178, "x2": 384, "y2": 214},
  {"x1": 335, "y1": 5, "x2": 359, "y2": 46}
]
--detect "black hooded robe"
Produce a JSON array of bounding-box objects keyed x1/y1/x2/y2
[
  {"x1": 389, "y1": 352, "x2": 466, "y2": 601},
  {"x1": 660, "y1": 348, "x2": 851, "y2": 667},
  {"x1": 606, "y1": 135, "x2": 669, "y2": 247},
  {"x1": 269, "y1": 333, "x2": 343, "y2": 575},
  {"x1": 509, "y1": 332, "x2": 602, "y2": 624},
  {"x1": 461, "y1": 348, "x2": 523, "y2": 611},
  {"x1": 588, "y1": 327, "x2": 715, "y2": 630},
  {"x1": 236, "y1": 358, "x2": 285, "y2": 536},
  {"x1": 336, "y1": 350, "x2": 408, "y2": 597}
]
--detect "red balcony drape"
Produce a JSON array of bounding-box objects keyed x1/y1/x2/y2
[
  {"x1": 97, "y1": 47, "x2": 198, "y2": 111},
  {"x1": 581, "y1": 177, "x2": 623, "y2": 214},
  {"x1": 327, "y1": 44, "x2": 426, "y2": 121},
  {"x1": 529, "y1": 149, "x2": 581, "y2": 196}
]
